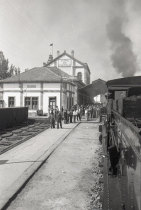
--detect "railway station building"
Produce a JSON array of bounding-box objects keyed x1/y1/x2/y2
[{"x1": 0, "y1": 51, "x2": 91, "y2": 115}]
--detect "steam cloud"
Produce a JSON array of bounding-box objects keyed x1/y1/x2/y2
[{"x1": 107, "y1": 0, "x2": 139, "y2": 77}]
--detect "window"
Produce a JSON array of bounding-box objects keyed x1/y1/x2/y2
[
  {"x1": 8, "y1": 97, "x2": 15, "y2": 107},
  {"x1": 49, "y1": 97, "x2": 56, "y2": 110},
  {"x1": 25, "y1": 97, "x2": 30, "y2": 108},
  {"x1": 32, "y1": 97, "x2": 38, "y2": 110},
  {"x1": 25, "y1": 97, "x2": 38, "y2": 110},
  {"x1": 77, "y1": 72, "x2": 82, "y2": 81}
]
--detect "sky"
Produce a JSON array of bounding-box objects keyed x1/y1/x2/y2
[{"x1": 0, "y1": 0, "x2": 141, "y2": 82}]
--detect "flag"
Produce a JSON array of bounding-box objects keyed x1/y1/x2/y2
[{"x1": 50, "y1": 43, "x2": 53, "y2": 46}]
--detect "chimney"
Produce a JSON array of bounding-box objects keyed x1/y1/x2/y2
[
  {"x1": 47, "y1": 54, "x2": 53, "y2": 64},
  {"x1": 71, "y1": 50, "x2": 74, "y2": 57},
  {"x1": 57, "y1": 50, "x2": 60, "y2": 57}
]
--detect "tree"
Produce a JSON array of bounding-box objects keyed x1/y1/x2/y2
[
  {"x1": 17, "y1": 67, "x2": 20, "y2": 74},
  {"x1": 0, "y1": 51, "x2": 9, "y2": 79},
  {"x1": 9, "y1": 64, "x2": 15, "y2": 76},
  {"x1": 0, "y1": 51, "x2": 21, "y2": 79},
  {"x1": 9, "y1": 64, "x2": 21, "y2": 76}
]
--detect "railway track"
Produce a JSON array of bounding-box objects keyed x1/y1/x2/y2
[{"x1": 0, "y1": 120, "x2": 50, "y2": 155}]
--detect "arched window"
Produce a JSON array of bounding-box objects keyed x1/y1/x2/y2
[{"x1": 77, "y1": 72, "x2": 82, "y2": 81}]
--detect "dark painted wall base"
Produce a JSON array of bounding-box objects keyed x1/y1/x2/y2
[{"x1": 0, "y1": 107, "x2": 28, "y2": 130}]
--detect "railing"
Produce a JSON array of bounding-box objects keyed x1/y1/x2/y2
[
  {"x1": 111, "y1": 110, "x2": 141, "y2": 210},
  {"x1": 113, "y1": 110, "x2": 141, "y2": 159}
]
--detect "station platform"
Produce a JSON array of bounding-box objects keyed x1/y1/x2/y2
[
  {"x1": 0, "y1": 118, "x2": 101, "y2": 210},
  {"x1": 0, "y1": 122, "x2": 79, "y2": 209}
]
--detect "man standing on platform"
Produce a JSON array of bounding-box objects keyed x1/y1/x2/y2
[
  {"x1": 73, "y1": 109, "x2": 77, "y2": 123},
  {"x1": 69, "y1": 109, "x2": 73, "y2": 123},
  {"x1": 56, "y1": 111, "x2": 62, "y2": 129},
  {"x1": 50, "y1": 110, "x2": 55, "y2": 128}
]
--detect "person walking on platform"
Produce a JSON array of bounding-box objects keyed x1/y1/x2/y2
[
  {"x1": 96, "y1": 106, "x2": 100, "y2": 118},
  {"x1": 93, "y1": 105, "x2": 96, "y2": 118},
  {"x1": 85, "y1": 108, "x2": 89, "y2": 121},
  {"x1": 67, "y1": 110, "x2": 70, "y2": 123},
  {"x1": 64, "y1": 110, "x2": 67, "y2": 124},
  {"x1": 50, "y1": 110, "x2": 55, "y2": 128},
  {"x1": 61, "y1": 106, "x2": 64, "y2": 114},
  {"x1": 90, "y1": 106, "x2": 94, "y2": 119},
  {"x1": 73, "y1": 109, "x2": 77, "y2": 123},
  {"x1": 80, "y1": 106, "x2": 83, "y2": 118},
  {"x1": 55, "y1": 106, "x2": 59, "y2": 121},
  {"x1": 56, "y1": 111, "x2": 62, "y2": 129},
  {"x1": 77, "y1": 108, "x2": 81, "y2": 121},
  {"x1": 69, "y1": 109, "x2": 73, "y2": 123}
]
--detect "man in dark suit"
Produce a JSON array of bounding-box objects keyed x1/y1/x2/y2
[{"x1": 56, "y1": 111, "x2": 62, "y2": 129}]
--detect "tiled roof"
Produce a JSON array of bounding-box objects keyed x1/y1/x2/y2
[
  {"x1": 48, "y1": 66, "x2": 70, "y2": 78},
  {"x1": 79, "y1": 78, "x2": 107, "y2": 97},
  {"x1": 92, "y1": 78, "x2": 106, "y2": 85},
  {"x1": 107, "y1": 76, "x2": 141, "y2": 87},
  {"x1": 0, "y1": 67, "x2": 69, "y2": 83}
]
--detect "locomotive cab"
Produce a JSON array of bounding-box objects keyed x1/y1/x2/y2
[{"x1": 105, "y1": 76, "x2": 141, "y2": 210}]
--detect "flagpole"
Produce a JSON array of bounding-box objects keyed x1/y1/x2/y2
[
  {"x1": 52, "y1": 44, "x2": 53, "y2": 57},
  {"x1": 50, "y1": 43, "x2": 53, "y2": 57}
]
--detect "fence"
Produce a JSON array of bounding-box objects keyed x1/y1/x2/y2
[{"x1": 0, "y1": 107, "x2": 28, "y2": 130}]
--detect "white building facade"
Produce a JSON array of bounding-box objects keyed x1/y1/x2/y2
[
  {"x1": 0, "y1": 67, "x2": 76, "y2": 115},
  {"x1": 46, "y1": 50, "x2": 90, "y2": 85}
]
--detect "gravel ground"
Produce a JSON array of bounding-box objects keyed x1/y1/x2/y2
[{"x1": 7, "y1": 122, "x2": 103, "y2": 210}]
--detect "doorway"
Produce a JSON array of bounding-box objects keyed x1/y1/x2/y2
[{"x1": 49, "y1": 97, "x2": 56, "y2": 111}]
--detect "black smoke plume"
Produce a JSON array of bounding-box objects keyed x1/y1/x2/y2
[{"x1": 107, "y1": 2, "x2": 139, "y2": 77}]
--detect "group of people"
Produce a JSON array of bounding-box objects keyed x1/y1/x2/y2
[
  {"x1": 49, "y1": 104, "x2": 103, "y2": 129},
  {"x1": 63, "y1": 106, "x2": 82, "y2": 124},
  {"x1": 83, "y1": 104, "x2": 102, "y2": 121},
  {"x1": 50, "y1": 109, "x2": 62, "y2": 129}
]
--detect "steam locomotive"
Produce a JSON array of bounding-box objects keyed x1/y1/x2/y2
[{"x1": 105, "y1": 76, "x2": 141, "y2": 210}]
